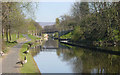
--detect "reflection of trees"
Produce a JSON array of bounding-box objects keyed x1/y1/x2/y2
[
  {"x1": 72, "y1": 57, "x2": 83, "y2": 73},
  {"x1": 31, "y1": 45, "x2": 42, "y2": 57},
  {"x1": 57, "y1": 46, "x2": 120, "y2": 73},
  {"x1": 81, "y1": 50, "x2": 120, "y2": 73},
  {"x1": 44, "y1": 38, "x2": 58, "y2": 48},
  {"x1": 56, "y1": 47, "x2": 83, "y2": 73},
  {"x1": 57, "y1": 48, "x2": 75, "y2": 61}
]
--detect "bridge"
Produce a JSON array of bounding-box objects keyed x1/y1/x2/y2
[
  {"x1": 41, "y1": 25, "x2": 73, "y2": 40},
  {"x1": 42, "y1": 29, "x2": 73, "y2": 38}
]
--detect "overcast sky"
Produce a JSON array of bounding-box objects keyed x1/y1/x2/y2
[{"x1": 34, "y1": 2, "x2": 73, "y2": 22}]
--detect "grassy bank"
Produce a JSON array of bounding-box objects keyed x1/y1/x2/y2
[
  {"x1": 19, "y1": 42, "x2": 40, "y2": 73},
  {"x1": 60, "y1": 32, "x2": 72, "y2": 39},
  {"x1": 2, "y1": 41, "x2": 17, "y2": 53},
  {"x1": 10, "y1": 34, "x2": 24, "y2": 42},
  {"x1": 27, "y1": 34, "x2": 42, "y2": 47},
  {"x1": 60, "y1": 31, "x2": 120, "y2": 47},
  {"x1": 2, "y1": 34, "x2": 24, "y2": 53},
  {"x1": 28, "y1": 34, "x2": 40, "y2": 42},
  {"x1": 19, "y1": 34, "x2": 41, "y2": 73}
]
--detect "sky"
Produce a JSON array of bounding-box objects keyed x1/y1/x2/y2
[{"x1": 34, "y1": 2, "x2": 74, "y2": 22}]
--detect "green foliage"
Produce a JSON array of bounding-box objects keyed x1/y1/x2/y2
[
  {"x1": 56, "y1": 18, "x2": 60, "y2": 25},
  {"x1": 72, "y1": 26, "x2": 84, "y2": 41},
  {"x1": 59, "y1": 2, "x2": 120, "y2": 45},
  {"x1": 20, "y1": 42, "x2": 40, "y2": 73},
  {"x1": 27, "y1": 19, "x2": 42, "y2": 35},
  {"x1": 2, "y1": 2, "x2": 40, "y2": 42},
  {"x1": 60, "y1": 32, "x2": 73, "y2": 39},
  {"x1": 111, "y1": 30, "x2": 120, "y2": 41},
  {"x1": 58, "y1": 15, "x2": 73, "y2": 31},
  {"x1": 72, "y1": 3, "x2": 119, "y2": 42},
  {"x1": 53, "y1": 33, "x2": 58, "y2": 38}
]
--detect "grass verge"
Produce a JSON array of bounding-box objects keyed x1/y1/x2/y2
[
  {"x1": 2, "y1": 34, "x2": 24, "y2": 53},
  {"x1": 28, "y1": 34, "x2": 40, "y2": 42},
  {"x1": 19, "y1": 34, "x2": 41, "y2": 73},
  {"x1": 2, "y1": 41, "x2": 17, "y2": 53},
  {"x1": 19, "y1": 42, "x2": 40, "y2": 73}
]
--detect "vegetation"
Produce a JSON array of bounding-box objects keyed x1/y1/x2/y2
[
  {"x1": 57, "y1": 2, "x2": 120, "y2": 46},
  {"x1": 2, "y1": 34, "x2": 24, "y2": 53},
  {"x1": 2, "y1": 2, "x2": 42, "y2": 73},
  {"x1": 56, "y1": 18, "x2": 60, "y2": 26},
  {"x1": 27, "y1": 19, "x2": 42, "y2": 36},
  {"x1": 2, "y1": 2, "x2": 42, "y2": 52},
  {"x1": 19, "y1": 42, "x2": 40, "y2": 73},
  {"x1": 19, "y1": 34, "x2": 42, "y2": 73},
  {"x1": 53, "y1": 32, "x2": 58, "y2": 38},
  {"x1": 60, "y1": 32, "x2": 72, "y2": 39},
  {"x1": 28, "y1": 34, "x2": 41, "y2": 42}
]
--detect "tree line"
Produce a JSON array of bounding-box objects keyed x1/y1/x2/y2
[
  {"x1": 57, "y1": 2, "x2": 120, "y2": 46},
  {"x1": 2, "y1": 2, "x2": 42, "y2": 42}
]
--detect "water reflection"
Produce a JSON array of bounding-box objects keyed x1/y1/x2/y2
[
  {"x1": 31, "y1": 38, "x2": 120, "y2": 73},
  {"x1": 31, "y1": 45, "x2": 42, "y2": 56}
]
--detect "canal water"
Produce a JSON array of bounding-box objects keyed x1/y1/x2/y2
[{"x1": 30, "y1": 38, "x2": 120, "y2": 73}]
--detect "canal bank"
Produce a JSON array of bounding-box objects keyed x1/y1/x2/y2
[
  {"x1": 60, "y1": 41, "x2": 120, "y2": 56},
  {"x1": 19, "y1": 42, "x2": 40, "y2": 73},
  {"x1": 53, "y1": 37, "x2": 120, "y2": 55},
  {"x1": 19, "y1": 34, "x2": 41, "y2": 73},
  {"x1": 1, "y1": 34, "x2": 34, "y2": 73}
]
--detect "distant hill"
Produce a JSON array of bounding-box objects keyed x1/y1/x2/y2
[{"x1": 37, "y1": 22, "x2": 55, "y2": 27}]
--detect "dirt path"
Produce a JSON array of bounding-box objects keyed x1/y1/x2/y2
[{"x1": 1, "y1": 34, "x2": 31, "y2": 73}]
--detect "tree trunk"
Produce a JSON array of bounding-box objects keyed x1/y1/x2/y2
[
  {"x1": 35, "y1": 30, "x2": 37, "y2": 36},
  {"x1": 8, "y1": 25, "x2": 11, "y2": 41},
  {"x1": 8, "y1": 29, "x2": 11, "y2": 41},
  {"x1": 6, "y1": 29, "x2": 8, "y2": 42},
  {"x1": 18, "y1": 32, "x2": 19, "y2": 39},
  {"x1": 2, "y1": 28, "x2": 4, "y2": 40}
]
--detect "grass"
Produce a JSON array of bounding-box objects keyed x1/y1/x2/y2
[
  {"x1": 60, "y1": 32, "x2": 72, "y2": 39},
  {"x1": 2, "y1": 34, "x2": 24, "y2": 53},
  {"x1": 2, "y1": 41, "x2": 17, "y2": 53},
  {"x1": 4, "y1": 33, "x2": 24, "y2": 42},
  {"x1": 19, "y1": 34, "x2": 41, "y2": 73},
  {"x1": 27, "y1": 34, "x2": 42, "y2": 48},
  {"x1": 10, "y1": 34, "x2": 24, "y2": 42},
  {"x1": 60, "y1": 42, "x2": 73, "y2": 48},
  {"x1": 3, "y1": 34, "x2": 40, "y2": 73},
  {"x1": 28, "y1": 34, "x2": 40, "y2": 42},
  {"x1": 5, "y1": 41, "x2": 17, "y2": 47},
  {"x1": 19, "y1": 42, "x2": 40, "y2": 73}
]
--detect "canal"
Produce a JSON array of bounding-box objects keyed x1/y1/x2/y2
[{"x1": 30, "y1": 38, "x2": 120, "y2": 73}]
